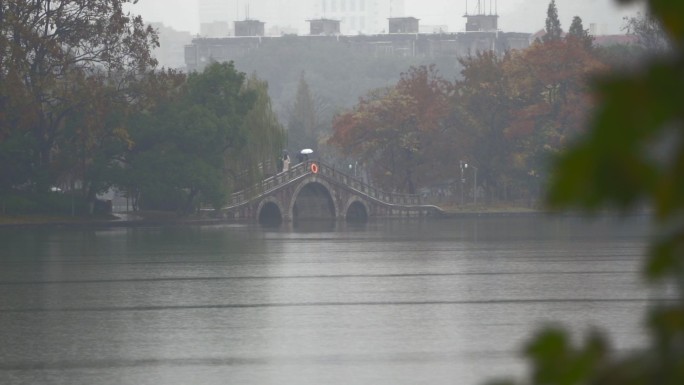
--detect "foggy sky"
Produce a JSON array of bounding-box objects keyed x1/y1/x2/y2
[{"x1": 127, "y1": 0, "x2": 642, "y2": 36}]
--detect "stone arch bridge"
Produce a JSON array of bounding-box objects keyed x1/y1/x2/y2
[{"x1": 218, "y1": 161, "x2": 444, "y2": 224}]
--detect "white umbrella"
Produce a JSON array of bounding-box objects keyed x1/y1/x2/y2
[{"x1": 300, "y1": 148, "x2": 313, "y2": 154}]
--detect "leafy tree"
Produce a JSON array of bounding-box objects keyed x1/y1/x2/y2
[
  {"x1": 456, "y1": 35, "x2": 602, "y2": 205},
  {"x1": 0, "y1": 0, "x2": 157, "y2": 213},
  {"x1": 127, "y1": 103, "x2": 228, "y2": 213},
  {"x1": 125, "y1": 62, "x2": 257, "y2": 214},
  {"x1": 594, "y1": 43, "x2": 649, "y2": 71},
  {"x1": 593, "y1": 12, "x2": 670, "y2": 73},
  {"x1": 542, "y1": 0, "x2": 563, "y2": 44},
  {"x1": 489, "y1": 0, "x2": 684, "y2": 384},
  {"x1": 227, "y1": 74, "x2": 286, "y2": 191},
  {"x1": 329, "y1": 66, "x2": 455, "y2": 193},
  {"x1": 122, "y1": 63, "x2": 283, "y2": 214},
  {"x1": 57, "y1": 76, "x2": 134, "y2": 213},
  {"x1": 503, "y1": 39, "x2": 606, "y2": 201},
  {"x1": 457, "y1": 51, "x2": 514, "y2": 203},
  {"x1": 623, "y1": 11, "x2": 671, "y2": 52},
  {"x1": 566, "y1": 16, "x2": 594, "y2": 51}
]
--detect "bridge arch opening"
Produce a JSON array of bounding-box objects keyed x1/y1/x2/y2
[
  {"x1": 258, "y1": 201, "x2": 283, "y2": 226},
  {"x1": 346, "y1": 201, "x2": 368, "y2": 222},
  {"x1": 292, "y1": 182, "x2": 336, "y2": 222}
]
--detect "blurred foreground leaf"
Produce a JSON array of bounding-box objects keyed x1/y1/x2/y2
[{"x1": 491, "y1": 1, "x2": 684, "y2": 385}]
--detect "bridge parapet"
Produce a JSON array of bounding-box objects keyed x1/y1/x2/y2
[
  {"x1": 312, "y1": 161, "x2": 422, "y2": 206},
  {"x1": 228, "y1": 162, "x2": 311, "y2": 207}
]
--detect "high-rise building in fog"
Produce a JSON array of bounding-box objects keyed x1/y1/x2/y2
[
  {"x1": 199, "y1": 0, "x2": 313, "y2": 36},
  {"x1": 199, "y1": 0, "x2": 410, "y2": 37},
  {"x1": 313, "y1": 0, "x2": 404, "y2": 35},
  {"x1": 197, "y1": 0, "x2": 410, "y2": 36},
  {"x1": 199, "y1": 0, "x2": 235, "y2": 36},
  {"x1": 149, "y1": 23, "x2": 192, "y2": 69}
]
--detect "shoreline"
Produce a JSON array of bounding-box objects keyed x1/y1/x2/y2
[
  {"x1": 0, "y1": 213, "x2": 230, "y2": 229},
  {"x1": 0, "y1": 207, "x2": 646, "y2": 229}
]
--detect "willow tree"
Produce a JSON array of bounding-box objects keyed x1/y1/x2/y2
[{"x1": 227, "y1": 74, "x2": 286, "y2": 192}]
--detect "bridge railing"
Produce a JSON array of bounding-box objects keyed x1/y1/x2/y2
[
  {"x1": 227, "y1": 162, "x2": 310, "y2": 207},
  {"x1": 226, "y1": 160, "x2": 423, "y2": 208},
  {"x1": 313, "y1": 161, "x2": 422, "y2": 206}
]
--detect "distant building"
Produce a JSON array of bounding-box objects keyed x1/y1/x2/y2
[
  {"x1": 199, "y1": 0, "x2": 236, "y2": 25},
  {"x1": 308, "y1": 18, "x2": 341, "y2": 35},
  {"x1": 388, "y1": 17, "x2": 419, "y2": 34},
  {"x1": 313, "y1": 0, "x2": 404, "y2": 35},
  {"x1": 200, "y1": 21, "x2": 231, "y2": 37},
  {"x1": 200, "y1": 0, "x2": 415, "y2": 37},
  {"x1": 185, "y1": 5, "x2": 537, "y2": 73},
  {"x1": 185, "y1": 29, "x2": 530, "y2": 73},
  {"x1": 199, "y1": 0, "x2": 312, "y2": 35},
  {"x1": 148, "y1": 23, "x2": 193, "y2": 70},
  {"x1": 267, "y1": 24, "x2": 299, "y2": 36},
  {"x1": 464, "y1": 14, "x2": 499, "y2": 32},
  {"x1": 235, "y1": 19, "x2": 265, "y2": 37},
  {"x1": 420, "y1": 24, "x2": 449, "y2": 34}
]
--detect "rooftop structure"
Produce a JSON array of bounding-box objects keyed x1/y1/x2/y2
[
  {"x1": 307, "y1": 18, "x2": 341, "y2": 36},
  {"x1": 235, "y1": 19, "x2": 266, "y2": 37},
  {"x1": 185, "y1": 30, "x2": 531, "y2": 73},
  {"x1": 464, "y1": 14, "x2": 499, "y2": 32},
  {"x1": 388, "y1": 17, "x2": 419, "y2": 34}
]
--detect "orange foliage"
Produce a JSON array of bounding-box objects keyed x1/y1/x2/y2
[
  {"x1": 328, "y1": 66, "x2": 456, "y2": 193},
  {"x1": 504, "y1": 39, "x2": 608, "y2": 155},
  {"x1": 329, "y1": 39, "x2": 614, "y2": 195}
]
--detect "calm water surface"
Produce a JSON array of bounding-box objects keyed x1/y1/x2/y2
[{"x1": 0, "y1": 215, "x2": 661, "y2": 384}]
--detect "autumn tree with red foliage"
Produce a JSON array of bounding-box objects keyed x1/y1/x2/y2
[
  {"x1": 329, "y1": 66, "x2": 458, "y2": 194},
  {"x1": 0, "y1": 0, "x2": 159, "y2": 213},
  {"x1": 457, "y1": 51, "x2": 515, "y2": 202},
  {"x1": 329, "y1": 6, "x2": 622, "y2": 205},
  {"x1": 502, "y1": 39, "x2": 606, "y2": 194}
]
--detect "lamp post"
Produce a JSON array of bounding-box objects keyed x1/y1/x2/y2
[
  {"x1": 349, "y1": 161, "x2": 358, "y2": 177},
  {"x1": 472, "y1": 165, "x2": 478, "y2": 205},
  {"x1": 459, "y1": 160, "x2": 468, "y2": 205}
]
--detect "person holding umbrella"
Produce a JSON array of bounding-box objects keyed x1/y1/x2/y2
[{"x1": 300, "y1": 148, "x2": 313, "y2": 162}]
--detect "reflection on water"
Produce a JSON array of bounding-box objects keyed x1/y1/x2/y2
[
  {"x1": 292, "y1": 219, "x2": 339, "y2": 232},
  {"x1": 0, "y1": 215, "x2": 658, "y2": 385}
]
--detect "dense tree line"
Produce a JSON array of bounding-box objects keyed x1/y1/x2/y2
[
  {"x1": 122, "y1": 63, "x2": 283, "y2": 214},
  {"x1": 328, "y1": 65, "x2": 458, "y2": 194},
  {"x1": 0, "y1": 1, "x2": 663, "y2": 216},
  {"x1": 0, "y1": 1, "x2": 283, "y2": 216},
  {"x1": 328, "y1": 4, "x2": 656, "y2": 205}
]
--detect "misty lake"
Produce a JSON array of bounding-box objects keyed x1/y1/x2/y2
[{"x1": 0, "y1": 215, "x2": 662, "y2": 385}]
